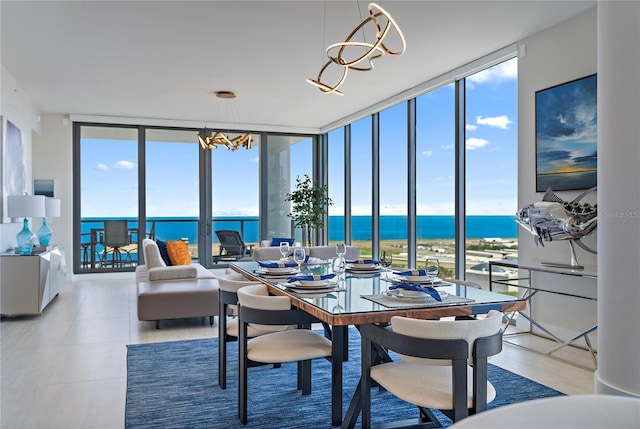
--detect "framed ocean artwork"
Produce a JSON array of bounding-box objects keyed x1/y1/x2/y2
[{"x1": 535, "y1": 74, "x2": 597, "y2": 192}]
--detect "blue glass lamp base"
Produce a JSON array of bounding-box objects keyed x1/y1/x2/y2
[
  {"x1": 38, "y1": 217, "x2": 52, "y2": 246},
  {"x1": 17, "y1": 218, "x2": 35, "y2": 256}
]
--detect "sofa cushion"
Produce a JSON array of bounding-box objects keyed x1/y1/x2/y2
[
  {"x1": 270, "y1": 237, "x2": 295, "y2": 247},
  {"x1": 143, "y1": 238, "x2": 166, "y2": 268},
  {"x1": 155, "y1": 239, "x2": 173, "y2": 266},
  {"x1": 166, "y1": 240, "x2": 191, "y2": 265},
  {"x1": 148, "y1": 265, "x2": 198, "y2": 281}
]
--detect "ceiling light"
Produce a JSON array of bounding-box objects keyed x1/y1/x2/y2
[
  {"x1": 307, "y1": 3, "x2": 406, "y2": 95},
  {"x1": 198, "y1": 91, "x2": 253, "y2": 151}
]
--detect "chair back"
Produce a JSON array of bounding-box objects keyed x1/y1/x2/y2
[
  {"x1": 391, "y1": 310, "x2": 503, "y2": 365},
  {"x1": 218, "y1": 274, "x2": 260, "y2": 293},
  {"x1": 146, "y1": 220, "x2": 156, "y2": 240},
  {"x1": 237, "y1": 284, "x2": 291, "y2": 331},
  {"x1": 103, "y1": 220, "x2": 129, "y2": 247}
]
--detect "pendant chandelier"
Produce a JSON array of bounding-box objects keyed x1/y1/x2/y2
[
  {"x1": 307, "y1": 2, "x2": 406, "y2": 95},
  {"x1": 198, "y1": 91, "x2": 253, "y2": 151}
]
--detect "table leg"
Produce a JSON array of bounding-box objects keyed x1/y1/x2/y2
[{"x1": 332, "y1": 325, "x2": 346, "y2": 426}]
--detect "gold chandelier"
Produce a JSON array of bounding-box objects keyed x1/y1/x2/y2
[
  {"x1": 307, "y1": 3, "x2": 406, "y2": 95},
  {"x1": 198, "y1": 129, "x2": 253, "y2": 151},
  {"x1": 198, "y1": 91, "x2": 253, "y2": 151}
]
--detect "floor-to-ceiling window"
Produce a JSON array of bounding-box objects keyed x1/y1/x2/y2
[
  {"x1": 327, "y1": 127, "x2": 345, "y2": 245},
  {"x1": 464, "y1": 57, "x2": 519, "y2": 289},
  {"x1": 76, "y1": 125, "x2": 139, "y2": 271},
  {"x1": 145, "y1": 129, "x2": 200, "y2": 261},
  {"x1": 350, "y1": 116, "x2": 373, "y2": 257},
  {"x1": 212, "y1": 132, "x2": 260, "y2": 254},
  {"x1": 379, "y1": 103, "x2": 408, "y2": 268},
  {"x1": 416, "y1": 83, "x2": 456, "y2": 277},
  {"x1": 263, "y1": 135, "x2": 314, "y2": 246}
]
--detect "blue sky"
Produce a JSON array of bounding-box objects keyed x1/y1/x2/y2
[{"x1": 81, "y1": 58, "x2": 517, "y2": 218}]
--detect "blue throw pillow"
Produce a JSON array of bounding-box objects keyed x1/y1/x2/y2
[
  {"x1": 155, "y1": 239, "x2": 173, "y2": 266},
  {"x1": 270, "y1": 237, "x2": 295, "y2": 247}
]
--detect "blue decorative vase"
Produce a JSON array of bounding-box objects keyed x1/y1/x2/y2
[
  {"x1": 16, "y1": 218, "x2": 35, "y2": 255},
  {"x1": 37, "y1": 217, "x2": 52, "y2": 246}
]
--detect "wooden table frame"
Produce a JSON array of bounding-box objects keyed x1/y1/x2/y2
[{"x1": 231, "y1": 262, "x2": 526, "y2": 427}]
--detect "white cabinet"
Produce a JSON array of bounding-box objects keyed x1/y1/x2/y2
[{"x1": 0, "y1": 245, "x2": 66, "y2": 316}]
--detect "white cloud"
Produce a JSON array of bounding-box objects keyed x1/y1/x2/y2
[
  {"x1": 477, "y1": 115, "x2": 512, "y2": 130},
  {"x1": 251, "y1": 156, "x2": 259, "y2": 164},
  {"x1": 421, "y1": 150, "x2": 433, "y2": 157},
  {"x1": 467, "y1": 59, "x2": 517, "y2": 85},
  {"x1": 441, "y1": 144, "x2": 454, "y2": 150},
  {"x1": 466, "y1": 124, "x2": 477, "y2": 131},
  {"x1": 114, "y1": 160, "x2": 136, "y2": 169},
  {"x1": 466, "y1": 137, "x2": 489, "y2": 150},
  {"x1": 97, "y1": 163, "x2": 108, "y2": 171}
]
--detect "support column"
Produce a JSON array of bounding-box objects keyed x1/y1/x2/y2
[{"x1": 595, "y1": 0, "x2": 640, "y2": 397}]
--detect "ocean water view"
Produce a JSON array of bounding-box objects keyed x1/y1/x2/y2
[{"x1": 81, "y1": 215, "x2": 518, "y2": 244}]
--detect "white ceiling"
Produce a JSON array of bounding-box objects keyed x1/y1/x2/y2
[{"x1": 1, "y1": 1, "x2": 595, "y2": 133}]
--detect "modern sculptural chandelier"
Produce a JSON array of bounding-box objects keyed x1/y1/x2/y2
[
  {"x1": 198, "y1": 91, "x2": 253, "y2": 151},
  {"x1": 306, "y1": 2, "x2": 406, "y2": 95}
]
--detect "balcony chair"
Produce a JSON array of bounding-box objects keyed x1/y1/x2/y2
[
  {"x1": 213, "y1": 230, "x2": 254, "y2": 263},
  {"x1": 217, "y1": 273, "x2": 289, "y2": 389},
  {"x1": 358, "y1": 310, "x2": 504, "y2": 428},
  {"x1": 100, "y1": 220, "x2": 133, "y2": 267},
  {"x1": 237, "y1": 283, "x2": 332, "y2": 424}
]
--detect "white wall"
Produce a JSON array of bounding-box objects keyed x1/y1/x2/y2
[
  {"x1": 0, "y1": 66, "x2": 41, "y2": 252},
  {"x1": 31, "y1": 114, "x2": 73, "y2": 273},
  {"x1": 518, "y1": 7, "x2": 598, "y2": 267}
]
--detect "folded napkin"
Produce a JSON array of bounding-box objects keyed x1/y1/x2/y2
[
  {"x1": 393, "y1": 269, "x2": 431, "y2": 276},
  {"x1": 257, "y1": 261, "x2": 299, "y2": 268},
  {"x1": 346, "y1": 259, "x2": 380, "y2": 265},
  {"x1": 389, "y1": 282, "x2": 442, "y2": 301},
  {"x1": 287, "y1": 273, "x2": 336, "y2": 283}
]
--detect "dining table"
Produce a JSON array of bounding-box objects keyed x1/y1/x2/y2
[{"x1": 230, "y1": 260, "x2": 527, "y2": 427}]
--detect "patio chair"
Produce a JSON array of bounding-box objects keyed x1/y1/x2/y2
[
  {"x1": 213, "y1": 230, "x2": 254, "y2": 263},
  {"x1": 100, "y1": 220, "x2": 134, "y2": 267}
]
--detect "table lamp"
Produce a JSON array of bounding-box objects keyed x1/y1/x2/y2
[
  {"x1": 7, "y1": 195, "x2": 46, "y2": 255},
  {"x1": 37, "y1": 197, "x2": 61, "y2": 246}
]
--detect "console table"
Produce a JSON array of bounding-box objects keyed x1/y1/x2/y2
[
  {"x1": 489, "y1": 259, "x2": 597, "y2": 369},
  {"x1": 0, "y1": 245, "x2": 66, "y2": 316}
]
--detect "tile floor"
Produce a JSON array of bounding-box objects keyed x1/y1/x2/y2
[{"x1": 1, "y1": 271, "x2": 595, "y2": 429}]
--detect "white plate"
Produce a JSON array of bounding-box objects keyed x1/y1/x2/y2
[
  {"x1": 385, "y1": 289, "x2": 446, "y2": 301},
  {"x1": 348, "y1": 263, "x2": 379, "y2": 270},
  {"x1": 289, "y1": 280, "x2": 335, "y2": 288},
  {"x1": 396, "y1": 275, "x2": 442, "y2": 284},
  {"x1": 259, "y1": 266, "x2": 299, "y2": 273},
  {"x1": 286, "y1": 286, "x2": 339, "y2": 295}
]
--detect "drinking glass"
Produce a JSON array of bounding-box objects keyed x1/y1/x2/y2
[
  {"x1": 293, "y1": 248, "x2": 306, "y2": 271},
  {"x1": 336, "y1": 243, "x2": 346, "y2": 258},
  {"x1": 425, "y1": 256, "x2": 440, "y2": 279},
  {"x1": 279, "y1": 242, "x2": 290, "y2": 261},
  {"x1": 380, "y1": 250, "x2": 393, "y2": 280}
]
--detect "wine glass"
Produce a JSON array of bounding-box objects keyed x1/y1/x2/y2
[
  {"x1": 425, "y1": 256, "x2": 440, "y2": 279},
  {"x1": 380, "y1": 250, "x2": 392, "y2": 280},
  {"x1": 293, "y1": 248, "x2": 306, "y2": 272},
  {"x1": 279, "y1": 242, "x2": 290, "y2": 261},
  {"x1": 336, "y1": 243, "x2": 346, "y2": 258}
]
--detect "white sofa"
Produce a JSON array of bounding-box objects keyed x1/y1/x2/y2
[{"x1": 135, "y1": 239, "x2": 219, "y2": 328}]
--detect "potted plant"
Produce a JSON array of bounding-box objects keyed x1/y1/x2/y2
[{"x1": 285, "y1": 174, "x2": 332, "y2": 246}]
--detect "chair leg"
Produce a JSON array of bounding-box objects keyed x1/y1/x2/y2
[
  {"x1": 238, "y1": 320, "x2": 248, "y2": 424},
  {"x1": 301, "y1": 360, "x2": 312, "y2": 395},
  {"x1": 218, "y1": 303, "x2": 227, "y2": 389},
  {"x1": 155, "y1": 320, "x2": 160, "y2": 329},
  {"x1": 209, "y1": 316, "x2": 214, "y2": 326}
]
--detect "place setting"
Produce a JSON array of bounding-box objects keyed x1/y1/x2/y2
[
  {"x1": 254, "y1": 260, "x2": 300, "y2": 280},
  {"x1": 388, "y1": 268, "x2": 448, "y2": 286},
  {"x1": 345, "y1": 258, "x2": 383, "y2": 275},
  {"x1": 279, "y1": 273, "x2": 342, "y2": 297}
]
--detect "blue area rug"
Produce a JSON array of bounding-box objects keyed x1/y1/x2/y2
[{"x1": 125, "y1": 329, "x2": 563, "y2": 428}]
